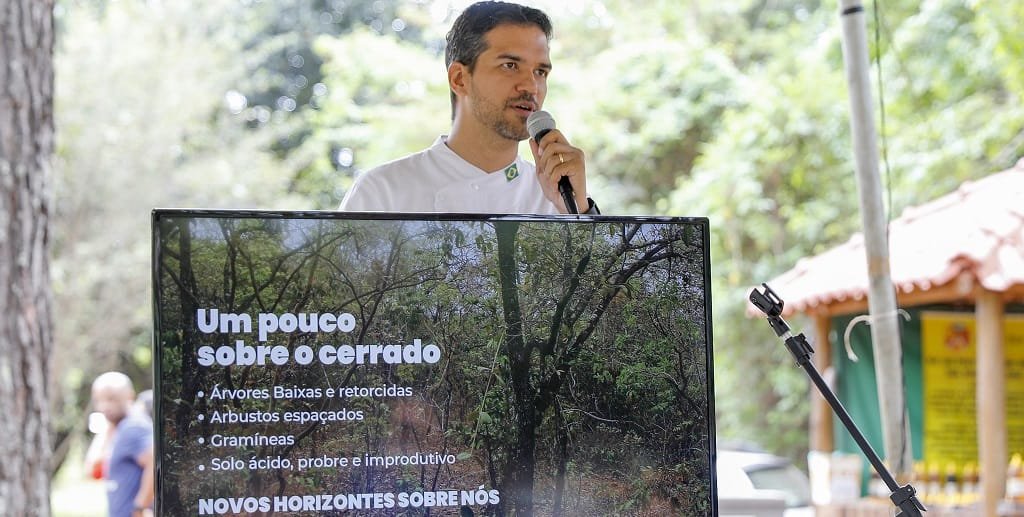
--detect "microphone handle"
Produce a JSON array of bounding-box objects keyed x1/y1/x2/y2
[
  {"x1": 558, "y1": 177, "x2": 578, "y2": 214},
  {"x1": 534, "y1": 128, "x2": 578, "y2": 214}
]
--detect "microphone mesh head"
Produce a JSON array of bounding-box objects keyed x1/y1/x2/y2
[{"x1": 526, "y1": 110, "x2": 555, "y2": 140}]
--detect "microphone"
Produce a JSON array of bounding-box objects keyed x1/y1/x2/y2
[{"x1": 527, "y1": 110, "x2": 578, "y2": 214}]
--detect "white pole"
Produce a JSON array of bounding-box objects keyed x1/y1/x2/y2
[{"x1": 837, "y1": 0, "x2": 913, "y2": 476}]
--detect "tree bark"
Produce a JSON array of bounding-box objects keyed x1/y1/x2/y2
[
  {"x1": 0, "y1": 0, "x2": 56, "y2": 514},
  {"x1": 495, "y1": 222, "x2": 537, "y2": 516}
]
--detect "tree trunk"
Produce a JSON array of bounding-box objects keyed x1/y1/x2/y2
[
  {"x1": 551, "y1": 404, "x2": 569, "y2": 517},
  {"x1": 495, "y1": 222, "x2": 537, "y2": 516},
  {"x1": 0, "y1": 0, "x2": 56, "y2": 515}
]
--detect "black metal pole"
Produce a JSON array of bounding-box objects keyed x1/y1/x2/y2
[{"x1": 749, "y1": 283, "x2": 925, "y2": 516}]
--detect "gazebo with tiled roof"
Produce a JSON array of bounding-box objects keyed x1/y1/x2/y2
[{"x1": 761, "y1": 159, "x2": 1024, "y2": 514}]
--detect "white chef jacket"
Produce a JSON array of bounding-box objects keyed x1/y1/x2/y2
[{"x1": 339, "y1": 136, "x2": 559, "y2": 214}]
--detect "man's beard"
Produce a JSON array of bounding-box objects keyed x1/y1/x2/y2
[{"x1": 469, "y1": 86, "x2": 530, "y2": 141}]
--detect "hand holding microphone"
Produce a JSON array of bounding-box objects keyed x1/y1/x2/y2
[{"x1": 527, "y1": 110, "x2": 588, "y2": 214}]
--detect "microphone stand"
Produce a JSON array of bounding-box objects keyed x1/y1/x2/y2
[{"x1": 749, "y1": 283, "x2": 926, "y2": 516}]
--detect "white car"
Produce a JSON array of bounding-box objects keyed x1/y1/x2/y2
[{"x1": 717, "y1": 450, "x2": 815, "y2": 517}]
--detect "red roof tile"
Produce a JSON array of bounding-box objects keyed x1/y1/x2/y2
[{"x1": 757, "y1": 160, "x2": 1024, "y2": 316}]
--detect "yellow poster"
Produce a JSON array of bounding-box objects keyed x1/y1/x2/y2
[
  {"x1": 1010, "y1": 316, "x2": 1024, "y2": 459},
  {"x1": 921, "y1": 312, "x2": 1024, "y2": 467}
]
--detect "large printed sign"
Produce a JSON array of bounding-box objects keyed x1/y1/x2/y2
[
  {"x1": 152, "y1": 211, "x2": 716, "y2": 516},
  {"x1": 922, "y1": 311, "x2": 1024, "y2": 467}
]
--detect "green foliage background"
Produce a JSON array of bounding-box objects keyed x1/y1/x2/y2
[{"x1": 51, "y1": 0, "x2": 1024, "y2": 476}]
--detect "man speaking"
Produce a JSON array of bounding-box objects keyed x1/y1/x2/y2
[{"x1": 339, "y1": 1, "x2": 598, "y2": 215}]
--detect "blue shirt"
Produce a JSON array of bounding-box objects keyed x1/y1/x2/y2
[{"x1": 106, "y1": 413, "x2": 152, "y2": 517}]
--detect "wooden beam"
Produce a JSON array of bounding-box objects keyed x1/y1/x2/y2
[
  {"x1": 1000, "y1": 283, "x2": 1024, "y2": 303},
  {"x1": 976, "y1": 288, "x2": 1007, "y2": 517},
  {"x1": 813, "y1": 280, "x2": 974, "y2": 317},
  {"x1": 810, "y1": 313, "x2": 834, "y2": 452}
]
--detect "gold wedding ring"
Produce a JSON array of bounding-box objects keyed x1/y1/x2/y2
[{"x1": 558, "y1": 153, "x2": 564, "y2": 164}]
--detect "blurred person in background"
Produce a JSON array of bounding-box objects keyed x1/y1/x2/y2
[
  {"x1": 134, "y1": 389, "x2": 153, "y2": 419},
  {"x1": 84, "y1": 372, "x2": 154, "y2": 517}
]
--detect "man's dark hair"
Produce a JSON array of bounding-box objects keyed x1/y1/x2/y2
[{"x1": 444, "y1": 1, "x2": 553, "y2": 119}]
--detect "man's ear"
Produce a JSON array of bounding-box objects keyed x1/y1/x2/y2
[{"x1": 448, "y1": 62, "x2": 470, "y2": 98}]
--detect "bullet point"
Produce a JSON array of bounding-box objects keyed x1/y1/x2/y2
[
  {"x1": 198, "y1": 437, "x2": 205, "y2": 444},
  {"x1": 197, "y1": 414, "x2": 204, "y2": 421},
  {"x1": 197, "y1": 391, "x2": 204, "y2": 398},
  {"x1": 198, "y1": 465, "x2": 205, "y2": 471}
]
